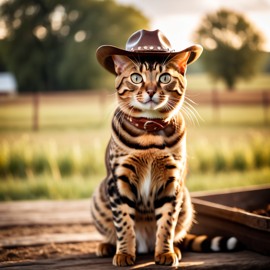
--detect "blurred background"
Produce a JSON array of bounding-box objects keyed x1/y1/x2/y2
[{"x1": 0, "y1": 0, "x2": 269, "y2": 201}]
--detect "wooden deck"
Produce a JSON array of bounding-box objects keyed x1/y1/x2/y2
[{"x1": 1, "y1": 200, "x2": 270, "y2": 269}]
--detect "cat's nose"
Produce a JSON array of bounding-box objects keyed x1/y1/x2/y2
[{"x1": 146, "y1": 87, "x2": 157, "y2": 98}]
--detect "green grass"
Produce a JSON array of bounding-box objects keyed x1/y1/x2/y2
[
  {"x1": 0, "y1": 125, "x2": 269, "y2": 200},
  {"x1": 1, "y1": 127, "x2": 269, "y2": 178},
  {"x1": 0, "y1": 174, "x2": 103, "y2": 201},
  {"x1": 187, "y1": 168, "x2": 270, "y2": 192},
  {"x1": 1, "y1": 168, "x2": 269, "y2": 201},
  {"x1": 187, "y1": 127, "x2": 270, "y2": 172}
]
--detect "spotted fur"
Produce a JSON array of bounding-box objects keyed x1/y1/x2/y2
[{"x1": 90, "y1": 53, "x2": 240, "y2": 267}]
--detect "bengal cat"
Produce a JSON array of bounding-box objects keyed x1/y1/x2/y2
[{"x1": 90, "y1": 53, "x2": 239, "y2": 267}]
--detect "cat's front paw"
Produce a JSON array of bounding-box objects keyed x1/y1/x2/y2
[
  {"x1": 96, "y1": 243, "x2": 115, "y2": 257},
  {"x1": 155, "y1": 252, "x2": 179, "y2": 266},
  {"x1": 113, "y1": 253, "x2": 135, "y2": 266},
  {"x1": 173, "y1": 245, "x2": 182, "y2": 261}
]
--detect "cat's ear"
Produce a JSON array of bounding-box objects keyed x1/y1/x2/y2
[
  {"x1": 168, "y1": 52, "x2": 190, "y2": 75},
  {"x1": 112, "y1": 55, "x2": 132, "y2": 75}
]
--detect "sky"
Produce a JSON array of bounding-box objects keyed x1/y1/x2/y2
[{"x1": 117, "y1": 0, "x2": 270, "y2": 52}]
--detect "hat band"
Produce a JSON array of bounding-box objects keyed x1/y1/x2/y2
[{"x1": 129, "y1": 45, "x2": 174, "y2": 52}]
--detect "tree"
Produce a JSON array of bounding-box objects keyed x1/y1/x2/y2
[
  {"x1": 193, "y1": 9, "x2": 265, "y2": 90},
  {"x1": 0, "y1": 0, "x2": 148, "y2": 92}
]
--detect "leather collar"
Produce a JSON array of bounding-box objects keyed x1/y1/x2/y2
[{"x1": 124, "y1": 114, "x2": 169, "y2": 132}]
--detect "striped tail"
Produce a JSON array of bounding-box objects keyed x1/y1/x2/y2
[{"x1": 181, "y1": 234, "x2": 243, "y2": 252}]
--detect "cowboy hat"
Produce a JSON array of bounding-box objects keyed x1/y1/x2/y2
[{"x1": 96, "y1": 29, "x2": 203, "y2": 75}]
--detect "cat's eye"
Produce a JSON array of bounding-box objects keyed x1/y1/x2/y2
[
  {"x1": 159, "y1": 73, "x2": 171, "y2": 84},
  {"x1": 130, "y1": 73, "x2": 143, "y2": 84}
]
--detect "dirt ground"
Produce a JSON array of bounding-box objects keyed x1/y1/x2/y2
[{"x1": 0, "y1": 224, "x2": 98, "y2": 265}]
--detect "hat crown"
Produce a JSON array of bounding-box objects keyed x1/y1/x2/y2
[{"x1": 125, "y1": 29, "x2": 173, "y2": 52}]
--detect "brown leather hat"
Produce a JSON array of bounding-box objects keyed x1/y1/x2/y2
[{"x1": 96, "y1": 29, "x2": 203, "y2": 75}]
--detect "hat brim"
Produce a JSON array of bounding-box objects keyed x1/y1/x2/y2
[{"x1": 96, "y1": 44, "x2": 203, "y2": 75}]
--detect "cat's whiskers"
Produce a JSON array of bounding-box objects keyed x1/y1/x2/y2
[
  {"x1": 165, "y1": 99, "x2": 178, "y2": 114},
  {"x1": 166, "y1": 95, "x2": 199, "y2": 125},
  {"x1": 107, "y1": 91, "x2": 118, "y2": 97},
  {"x1": 115, "y1": 105, "x2": 128, "y2": 124},
  {"x1": 115, "y1": 108, "x2": 123, "y2": 119},
  {"x1": 127, "y1": 107, "x2": 135, "y2": 119},
  {"x1": 184, "y1": 103, "x2": 200, "y2": 125},
  {"x1": 181, "y1": 106, "x2": 196, "y2": 126},
  {"x1": 185, "y1": 96, "x2": 198, "y2": 105},
  {"x1": 184, "y1": 99, "x2": 204, "y2": 123},
  {"x1": 168, "y1": 96, "x2": 185, "y2": 110}
]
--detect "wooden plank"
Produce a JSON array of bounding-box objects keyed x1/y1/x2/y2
[
  {"x1": 1, "y1": 251, "x2": 270, "y2": 270},
  {"x1": 192, "y1": 198, "x2": 270, "y2": 232},
  {"x1": 192, "y1": 184, "x2": 270, "y2": 210},
  {"x1": 0, "y1": 231, "x2": 102, "y2": 248},
  {"x1": 0, "y1": 200, "x2": 91, "y2": 226}
]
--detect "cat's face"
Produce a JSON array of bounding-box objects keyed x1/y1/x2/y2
[{"x1": 112, "y1": 53, "x2": 190, "y2": 119}]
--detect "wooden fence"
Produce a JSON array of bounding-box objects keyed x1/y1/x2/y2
[
  {"x1": 189, "y1": 89, "x2": 270, "y2": 124},
  {"x1": 0, "y1": 89, "x2": 269, "y2": 131}
]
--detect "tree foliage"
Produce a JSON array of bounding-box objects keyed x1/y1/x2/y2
[
  {"x1": 0, "y1": 0, "x2": 148, "y2": 92},
  {"x1": 193, "y1": 9, "x2": 265, "y2": 90}
]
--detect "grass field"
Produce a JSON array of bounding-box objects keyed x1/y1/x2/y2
[{"x1": 0, "y1": 73, "x2": 270, "y2": 201}]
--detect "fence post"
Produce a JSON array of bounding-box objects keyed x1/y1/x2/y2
[
  {"x1": 33, "y1": 92, "x2": 39, "y2": 131},
  {"x1": 262, "y1": 91, "x2": 269, "y2": 124},
  {"x1": 212, "y1": 89, "x2": 220, "y2": 124}
]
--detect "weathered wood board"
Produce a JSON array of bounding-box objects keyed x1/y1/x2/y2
[
  {"x1": 0, "y1": 200, "x2": 90, "y2": 226},
  {"x1": 191, "y1": 185, "x2": 270, "y2": 255},
  {"x1": 1, "y1": 251, "x2": 270, "y2": 270}
]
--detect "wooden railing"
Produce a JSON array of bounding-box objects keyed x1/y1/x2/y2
[
  {"x1": 0, "y1": 89, "x2": 269, "y2": 130},
  {"x1": 189, "y1": 89, "x2": 270, "y2": 124}
]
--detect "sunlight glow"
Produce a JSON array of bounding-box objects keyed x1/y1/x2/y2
[
  {"x1": 68, "y1": 10, "x2": 79, "y2": 22},
  {"x1": 33, "y1": 26, "x2": 47, "y2": 40},
  {"x1": 12, "y1": 18, "x2": 21, "y2": 29},
  {"x1": 0, "y1": 0, "x2": 8, "y2": 5},
  {"x1": 74, "y1": 30, "x2": 86, "y2": 42},
  {"x1": 50, "y1": 5, "x2": 66, "y2": 31},
  {"x1": 60, "y1": 25, "x2": 70, "y2": 37},
  {"x1": 0, "y1": 21, "x2": 7, "y2": 40},
  {"x1": 117, "y1": 0, "x2": 270, "y2": 52},
  {"x1": 130, "y1": 260, "x2": 205, "y2": 269}
]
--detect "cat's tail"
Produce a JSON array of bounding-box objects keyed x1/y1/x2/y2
[{"x1": 180, "y1": 234, "x2": 243, "y2": 252}]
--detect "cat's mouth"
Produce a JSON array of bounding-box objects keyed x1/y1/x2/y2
[
  {"x1": 144, "y1": 99, "x2": 158, "y2": 105},
  {"x1": 142, "y1": 96, "x2": 168, "y2": 110},
  {"x1": 142, "y1": 100, "x2": 161, "y2": 110},
  {"x1": 131, "y1": 96, "x2": 169, "y2": 112}
]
